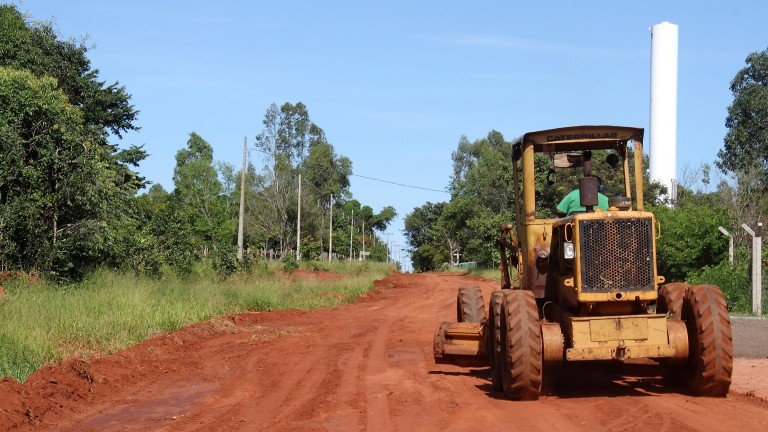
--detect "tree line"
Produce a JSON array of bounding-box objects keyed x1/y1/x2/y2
[
  {"x1": 405, "y1": 47, "x2": 768, "y2": 311},
  {"x1": 0, "y1": 5, "x2": 395, "y2": 280}
]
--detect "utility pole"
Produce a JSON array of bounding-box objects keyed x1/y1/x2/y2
[
  {"x1": 361, "y1": 221, "x2": 365, "y2": 261},
  {"x1": 349, "y1": 209, "x2": 354, "y2": 261},
  {"x1": 718, "y1": 226, "x2": 733, "y2": 266},
  {"x1": 319, "y1": 198, "x2": 324, "y2": 254},
  {"x1": 392, "y1": 243, "x2": 399, "y2": 268},
  {"x1": 296, "y1": 173, "x2": 301, "y2": 260},
  {"x1": 385, "y1": 233, "x2": 393, "y2": 263},
  {"x1": 237, "y1": 137, "x2": 247, "y2": 260},
  {"x1": 328, "y1": 195, "x2": 333, "y2": 262},
  {"x1": 742, "y1": 222, "x2": 763, "y2": 315}
]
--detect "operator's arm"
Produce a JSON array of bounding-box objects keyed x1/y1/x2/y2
[{"x1": 555, "y1": 193, "x2": 571, "y2": 217}]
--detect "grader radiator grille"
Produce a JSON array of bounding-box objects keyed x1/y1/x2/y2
[{"x1": 579, "y1": 218, "x2": 654, "y2": 293}]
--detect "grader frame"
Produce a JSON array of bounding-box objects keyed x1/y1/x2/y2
[{"x1": 433, "y1": 125, "x2": 733, "y2": 400}]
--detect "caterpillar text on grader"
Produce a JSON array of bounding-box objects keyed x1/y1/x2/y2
[{"x1": 433, "y1": 125, "x2": 733, "y2": 400}]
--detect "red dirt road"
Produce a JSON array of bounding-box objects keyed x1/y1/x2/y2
[{"x1": 3, "y1": 272, "x2": 768, "y2": 431}]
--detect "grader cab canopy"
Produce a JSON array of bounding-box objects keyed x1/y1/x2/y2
[{"x1": 433, "y1": 125, "x2": 734, "y2": 401}]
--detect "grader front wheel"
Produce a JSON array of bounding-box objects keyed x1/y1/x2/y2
[
  {"x1": 500, "y1": 290, "x2": 543, "y2": 400},
  {"x1": 658, "y1": 282, "x2": 687, "y2": 319},
  {"x1": 682, "y1": 284, "x2": 733, "y2": 397},
  {"x1": 457, "y1": 286, "x2": 486, "y2": 323}
]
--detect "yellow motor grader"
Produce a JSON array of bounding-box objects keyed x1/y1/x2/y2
[{"x1": 433, "y1": 125, "x2": 733, "y2": 400}]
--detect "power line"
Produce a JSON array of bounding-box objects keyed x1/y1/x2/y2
[
  {"x1": 246, "y1": 144, "x2": 449, "y2": 194},
  {"x1": 351, "y1": 174, "x2": 449, "y2": 194}
]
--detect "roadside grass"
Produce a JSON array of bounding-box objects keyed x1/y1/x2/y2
[
  {"x1": 468, "y1": 268, "x2": 502, "y2": 281},
  {"x1": 436, "y1": 266, "x2": 510, "y2": 282},
  {"x1": 0, "y1": 261, "x2": 392, "y2": 382}
]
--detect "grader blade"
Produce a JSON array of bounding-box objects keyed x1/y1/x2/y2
[{"x1": 433, "y1": 321, "x2": 487, "y2": 366}]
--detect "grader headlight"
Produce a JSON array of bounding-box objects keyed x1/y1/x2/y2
[{"x1": 563, "y1": 241, "x2": 575, "y2": 260}]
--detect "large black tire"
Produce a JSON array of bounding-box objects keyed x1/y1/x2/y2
[
  {"x1": 658, "y1": 282, "x2": 688, "y2": 320},
  {"x1": 487, "y1": 290, "x2": 505, "y2": 391},
  {"x1": 500, "y1": 290, "x2": 542, "y2": 400},
  {"x1": 682, "y1": 284, "x2": 733, "y2": 396},
  {"x1": 457, "y1": 286, "x2": 486, "y2": 323}
]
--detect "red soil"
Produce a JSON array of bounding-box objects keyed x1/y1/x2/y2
[{"x1": 1, "y1": 273, "x2": 767, "y2": 431}]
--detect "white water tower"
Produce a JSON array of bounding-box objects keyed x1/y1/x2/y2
[{"x1": 649, "y1": 21, "x2": 679, "y2": 204}]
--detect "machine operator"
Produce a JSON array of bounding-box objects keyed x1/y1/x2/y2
[{"x1": 554, "y1": 176, "x2": 609, "y2": 217}]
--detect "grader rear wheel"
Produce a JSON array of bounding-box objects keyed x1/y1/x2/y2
[
  {"x1": 500, "y1": 290, "x2": 543, "y2": 400},
  {"x1": 682, "y1": 284, "x2": 733, "y2": 397},
  {"x1": 457, "y1": 286, "x2": 486, "y2": 323},
  {"x1": 487, "y1": 290, "x2": 505, "y2": 390}
]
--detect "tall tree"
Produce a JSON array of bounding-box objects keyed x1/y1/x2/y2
[
  {"x1": 0, "y1": 5, "x2": 145, "y2": 279},
  {"x1": 717, "y1": 47, "x2": 768, "y2": 181},
  {"x1": 714, "y1": 48, "x2": 768, "y2": 232},
  {"x1": 253, "y1": 102, "x2": 344, "y2": 254},
  {"x1": 301, "y1": 141, "x2": 352, "y2": 201},
  {"x1": 0, "y1": 5, "x2": 145, "y2": 190},
  {"x1": 0, "y1": 67, "x2": 110, "y2": 277},
  {"x1": 404, "y1": 202, "x2": 448, "y2": 271},
  {"x1": 173, "y1": 133, "x2": 233, "y2": 254}
]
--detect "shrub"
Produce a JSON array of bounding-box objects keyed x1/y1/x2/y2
[
  {"x1": 653, "y1": 203, "x2": 730, "y2": 281},
  {"x1": 687, "y1": 260, "x2": 752, "y2": 314},
  {"x1": 281, "y1": 252, "x2": 299, "y2": 274},
  {"x1": 212, "y1": 243, "x2": 238, "y2": 278}
]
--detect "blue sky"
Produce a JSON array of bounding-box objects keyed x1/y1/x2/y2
[{"x1": 20, "y1": 1, "x2": 768, "y2": 269}]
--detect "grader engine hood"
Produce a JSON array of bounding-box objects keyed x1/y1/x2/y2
[
  {"x1": 578, "y1": 217, "x2": 655, "y2": 294},
  {"x1": 555, "y1": 211, "x2": 663, "y2": 305}
]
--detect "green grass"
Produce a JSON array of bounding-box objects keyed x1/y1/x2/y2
[
  {"x1": 0, "y1": 261, "x2": 393, "y2": 382},
  {"x1": 434, "y1": 266, "x2": 511, "y2": 282},
  {"x1": 468, "y1": 268, "x2": 503, "y2": 281}
]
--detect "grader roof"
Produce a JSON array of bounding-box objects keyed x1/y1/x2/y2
[{"x1": 511, "y1": 125, "x2": 644, "y2": 159}]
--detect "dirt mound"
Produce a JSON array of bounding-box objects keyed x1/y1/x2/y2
[{"x1": 0, "y1": 360, "x2": 94, "y2": 430}]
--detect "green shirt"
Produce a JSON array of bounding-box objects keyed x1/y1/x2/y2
[{"x1": 556, "y1": 189, "x2": 609, "y2": 216}]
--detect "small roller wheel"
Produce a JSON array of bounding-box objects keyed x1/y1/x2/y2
[
  {"x1": 500, "y1": 290, "x2": 542, "y2": 400},
  {"x1": 457, "y1": 286, "x2": 486, "y2": 323},
  {"x1": 658, "y1": 282, "x2": 687, "y2": 319},
  {"x1": 682, "y1": 284, "x2": 733, "y2": 397},
  {"x1": 487, "y1": 290, "x2": 505, "y2": 390}
]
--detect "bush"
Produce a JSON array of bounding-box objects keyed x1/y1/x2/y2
[
  {"x1": 281, "y1": 252, "x2": 299, "y2": 274},
  {"x1": 687, "y1": 260, "x2": 752, "y2": 314},
  {"x1": 653, "y1": 203, "x2": 730, "y2": 281},
  {"x1": 212, "y1": 243, "x2": 238, "y2": 278}
]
